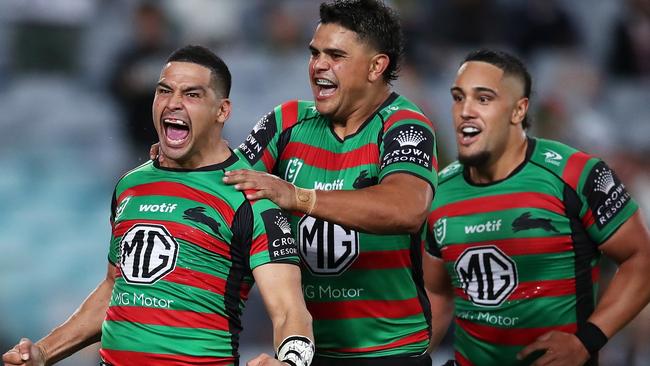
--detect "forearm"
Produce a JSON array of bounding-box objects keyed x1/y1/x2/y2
[
  {"x1": 588, "y1": 250, "x2": 650, "y2": 337},
  {"x1": 272, "y1": 307, "x2": 314, "y2": 349},
  {"x1": 309, "y1": 175, "x2": 432, "y2": 234},
  {"x1": 38, "y1": 277, "x2": 113, "y2": 364},
  {"x1": 427, "y1": 288, "x2": 454, "y2": 352}
]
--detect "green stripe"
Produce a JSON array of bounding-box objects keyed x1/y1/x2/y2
[
  {"x1": 454, "y1": 325, "x2": 541, "y2": 366},
  {"x1": 305, "y1": 268, "x2": 417, "y2": 301},
  {"x1": 454, "y1": 294, "x2": 577, "y2": 328},
  {"x1": 101, "y1": 321, "x2": 232, "y2": 357},
  {"x1": 112, "y1": 278, "x2": 229, "y2": 314}
]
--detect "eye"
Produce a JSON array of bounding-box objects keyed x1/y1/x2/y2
[
  {"x1": 451, "y1": 94, "x2": 463, "y2": 102},
  {"x1": 478, "y1": 95, "x2": 492, "y2": 104},
  {"x1": 157, "y1": 88, "x2": 171, "y2": 94},
  {"x1": 186, "y1": 92, "x2": 200, "y2": 98}
]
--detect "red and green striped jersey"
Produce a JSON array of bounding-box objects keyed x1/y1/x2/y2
[
  {"x1": 235, "y1": 93, "x2": 438, "y2": 358},
  {"x1": 427, "y1": 137, "x2": 638, "y2": 366},
  {"x1": 100, "y1": 153, "x2": 299, "y2": 365}
]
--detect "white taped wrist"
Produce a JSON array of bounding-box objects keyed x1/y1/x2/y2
[{"x1": 277, "y1": 335, "x2": 314, "y2": 366}]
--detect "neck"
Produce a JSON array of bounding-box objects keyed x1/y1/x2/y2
[
  {"x1": 161, "y1": 139, "x2": 232, "y2": 170},
  {"x1": 331, "y1": 86, "x2": 391, "y2": 138},
  {"x1": 468, "y1": 133, "x2": 528, "y2": 184}
]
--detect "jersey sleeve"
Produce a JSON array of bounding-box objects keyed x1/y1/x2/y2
[
  {"x1": 108, "y1": 188, "x2": 120, "y2": 265},
  {"x1": 248, "y1": 199, "x2": 300, "y2": 270},
  {"x1": 378, "y1": 109, "x2": 438, "y2": 189},
  {"x1": 575, "y1": 158, "x2": 638, "y2": 245},
  {"x1": 235, "y1": 100, "x2": 300, "y2": 173},
  {"x1": 425, "y1": 208, "x2": 443, "y2": 258}
]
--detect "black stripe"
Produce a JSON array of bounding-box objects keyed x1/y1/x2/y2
[
  {"x1": 564, "y1": 185, "x2": 600, "y2": 366},
  {"x1": 409, "y1": 227, "x2": 432, "y2": 343},
  {"x1": 227, "y1": 200, "x2": 254, "y2": 360}
]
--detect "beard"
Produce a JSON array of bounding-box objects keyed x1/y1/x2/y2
[{"x1": 458, "y1": 150, "x2": 491, "y2": 167}]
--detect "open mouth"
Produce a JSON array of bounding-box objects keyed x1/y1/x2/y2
[
  {"x1": 314, "y1": 78, "x2": 337, "y2": 98},
  {"x1": 163, "y1": 118, "x2": 190, "y2": 145},
  {"x1": 459, "y1": 125, "x2": 482, "y2": 144}
]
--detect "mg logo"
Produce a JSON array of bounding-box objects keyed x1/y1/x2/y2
[
  {"x1": 455, "y1": 246, "x2": 517, "y2": 307},
  {"x1": 120, "y1": 224, "x2": 179, "y2": 285},
  {"x1": 298, "y1": 216, "x2": 359, "y2": 276}
]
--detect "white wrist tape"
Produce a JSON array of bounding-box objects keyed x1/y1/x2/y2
[{"x1": 277, "y1": 335, "x2": 315, "y2": 366}]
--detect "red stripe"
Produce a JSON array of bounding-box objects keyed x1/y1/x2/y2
[
  {"x1": 562, "y1": 152, "x2": 591, "y2": 191},
  {"x1": 383, "y1": 110, "x2": 433, "y2": 132},
  {"x1": 261, "y1": 148, "x2": 275, "y2": 173},
  {"x1": 306, "y1": 297, "x2": 423, "y2": 320},
  {"x1": 455, "y1": 350, "x2": 475, "y2": 366},
  {"x1": 280, "y1": 142, "x2": 379, "y2": 170},
  {"x1": 454, "y1": 278, "x2": 576, "y2": 301},
  {"x1": 163, "y1": 267, "x2": 228, "y2": 294},
  {"x1": 100, "y1": 349, "x2": 234, "y2": 366},
  {"x1": 251, "y1": 233, "x2": 268, "y2": 256},
  {"x1": 334, "y1": 329, "x2": 429, "y2": 353},
  {"x1": 281, "y1": 100, "x2": 299, "y2": 130},
  {"x1": 114, "y1": 220, "x2": 231, "y2": 259},
  {"x1": 581, "y1": 208, "x2": 595, "y2": 228},
  {"x1": 429, "y1": 192, "x2": 565, "y2": 225},
  {"x1": 351, "y1": 249, "x2": 411, "y2": 270},
  {"x1": 105, "y1": 305, "x2": 229, "y2": 331},
  {"x1": 117, "y1": 182, "x2": 235, "y2": 225},
  {"x1": 442, "y1": 236, "x2": 573, "y2": 261},
  {"x1": 456, "y1": 318, "x2": 576, "y2": 346}
]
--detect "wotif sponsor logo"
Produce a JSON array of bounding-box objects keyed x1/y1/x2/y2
[
  {"x1": 139, "y1": 203, "x2": 178, "y2": 213},
  {"x1": 314, "y1": 179, "x2": 344, "y2": 190},
  {"x1": 465, "y1": 219, "x2": 502, "y2": 234}
]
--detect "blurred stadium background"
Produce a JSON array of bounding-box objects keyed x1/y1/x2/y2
[{"x1": 0, "y1": 0, "x2": 648, "y2": 365}]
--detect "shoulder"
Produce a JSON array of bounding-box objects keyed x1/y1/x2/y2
[
  {"x1": 115, "y1": 160, "x2": 156, "y2": 189},
  {"x1": 271, "y1": 100, "x2": 320, "y2": 132},
  {"x1": 438, "y1": 161, "x2": 464, "y2": 184},
  {"x1": 528, "y1": 137, "x2": 599, "y2": 190},
  {"x1": 378, "y1": 94, "x2": 433, "y2": 131}
]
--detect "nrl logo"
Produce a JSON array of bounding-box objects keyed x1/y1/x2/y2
[
  {"x1": 542, "y1": 149, "x2": 562, "y2": 166},
  {"x1": 285, "y1": 158, "x2": 304, "y2": 183},
  {"x1": 115, "y1": 196, "x2": 131, "y2": 220},
  {"x1": 434, "y1": 218, "x2": 447, "y2": 245}
]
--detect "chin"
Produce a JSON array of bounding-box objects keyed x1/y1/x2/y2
[{"x1": 458, "y1": 150, "x2": 491, "y2": 167}]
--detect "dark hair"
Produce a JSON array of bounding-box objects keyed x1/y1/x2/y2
[
  {"x1": 166, "y1": 45, "x2": 232, "y2": 97},
  {"x1": 319, "y1": 0, "x2": 404, "y2": 83},
  {"x1": 463, "y1": 49, "x2": 533, "y2": 129}
]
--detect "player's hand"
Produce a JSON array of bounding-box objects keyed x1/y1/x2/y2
[
  {"x1": 223, "y1": 169, "x2": 297, "y2": 210},
  {"x1": 149, "y1": 143, "x2": 161, "y2": 162},
  {"x1": 2, "y1": 338, "x2": 46, "y2": 366},
  {"x1": 246, "y1": 353, "x2": 289, "y2": 366},
  {"x1": 517, "y1": 331, "x2": 590, "y2": 366}
]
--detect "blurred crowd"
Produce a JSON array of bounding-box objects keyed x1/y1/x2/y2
[{"x1": 0, "y1": 0, "x2": 648, "y2": 365}]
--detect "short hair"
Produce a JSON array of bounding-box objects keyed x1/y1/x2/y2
[
  {"x1": 319, "y1": 0, "x2": 404, "y2": 83},
  {"x1": 463, "y1": 49, "x2": 533, "y2": 129},
  {"x1": 166, "y1": 45, "x2": 232, "y2": 98}
]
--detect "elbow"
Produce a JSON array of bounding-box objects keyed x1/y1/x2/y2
[{"x1": 400, "y1": 206, "x2": 429, "y2": 234}]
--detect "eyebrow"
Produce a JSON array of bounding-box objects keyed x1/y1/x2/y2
[
  {"x1": 450, "y1": 86, "x2": 498, "y2": 96},
  {"x1": 157, "y1": 81, "x2": 207, "y2": 94},
  {"x1": 309, "y1": 45, "x2": 347, "y2": 56}
]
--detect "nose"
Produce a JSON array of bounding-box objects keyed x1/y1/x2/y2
[
  {"x1": 459, "y1": 99, "x2": 476, "y2": 120},
  {"x1": 311, "y1": 54, "x2": 329, "y2": 73},
  {"x1": 166, "y1": 91, "x2": 183, "y2": 110}
]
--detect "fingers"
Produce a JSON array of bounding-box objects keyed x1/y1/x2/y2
[
  {"x1": 518, "y1": 331, "x2": 553, "y2": 361},
  {"x1": 2, "y1": 348, "x2": 25, "y2": 365},
  {"x1": 246, "y1": 353, "x2": 273, "y2": 366},
  {"x1": 18, "y1": 339, "x2": 33, "y2": 362},
  {"x1": 149, "y1": 143, "x2": 160, "y2": 161}
]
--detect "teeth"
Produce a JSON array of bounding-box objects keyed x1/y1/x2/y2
[
  {"x1": 316, "y1": 78, "x2": 335, "y2": 86},
  {"x1": 462, "y1": 126, "x2": 480, "y2": 134},
  {"x1": 163, "y1": 118, "x2": 187, "y2": 126}
]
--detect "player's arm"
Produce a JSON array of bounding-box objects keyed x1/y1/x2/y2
[
  {"x1": 2, "y1": 264, "x2": 116, "y2": 366},
  {"x1": 224, "y1": 170, "x2": 431, "y2": 234},
  {"x1": 518, "y1": 210, "x2": 650, "y2": 365},
  {"x1": 251, "y1": 263, "x2": 314, "y2": 366},
  {"x1": 423, "y1": 252, "x2": 454, "y2": 353}
]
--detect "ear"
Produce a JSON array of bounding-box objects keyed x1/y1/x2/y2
[
  {"x1": 511, "y1": 97, "x2": 529, "y2": 126},
  {"x1": 215, "y1": 98, "x2": 232, "y2": 124},
  {"x1": 368, "y1": 53, "x2": 390, "y2": 82}
]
